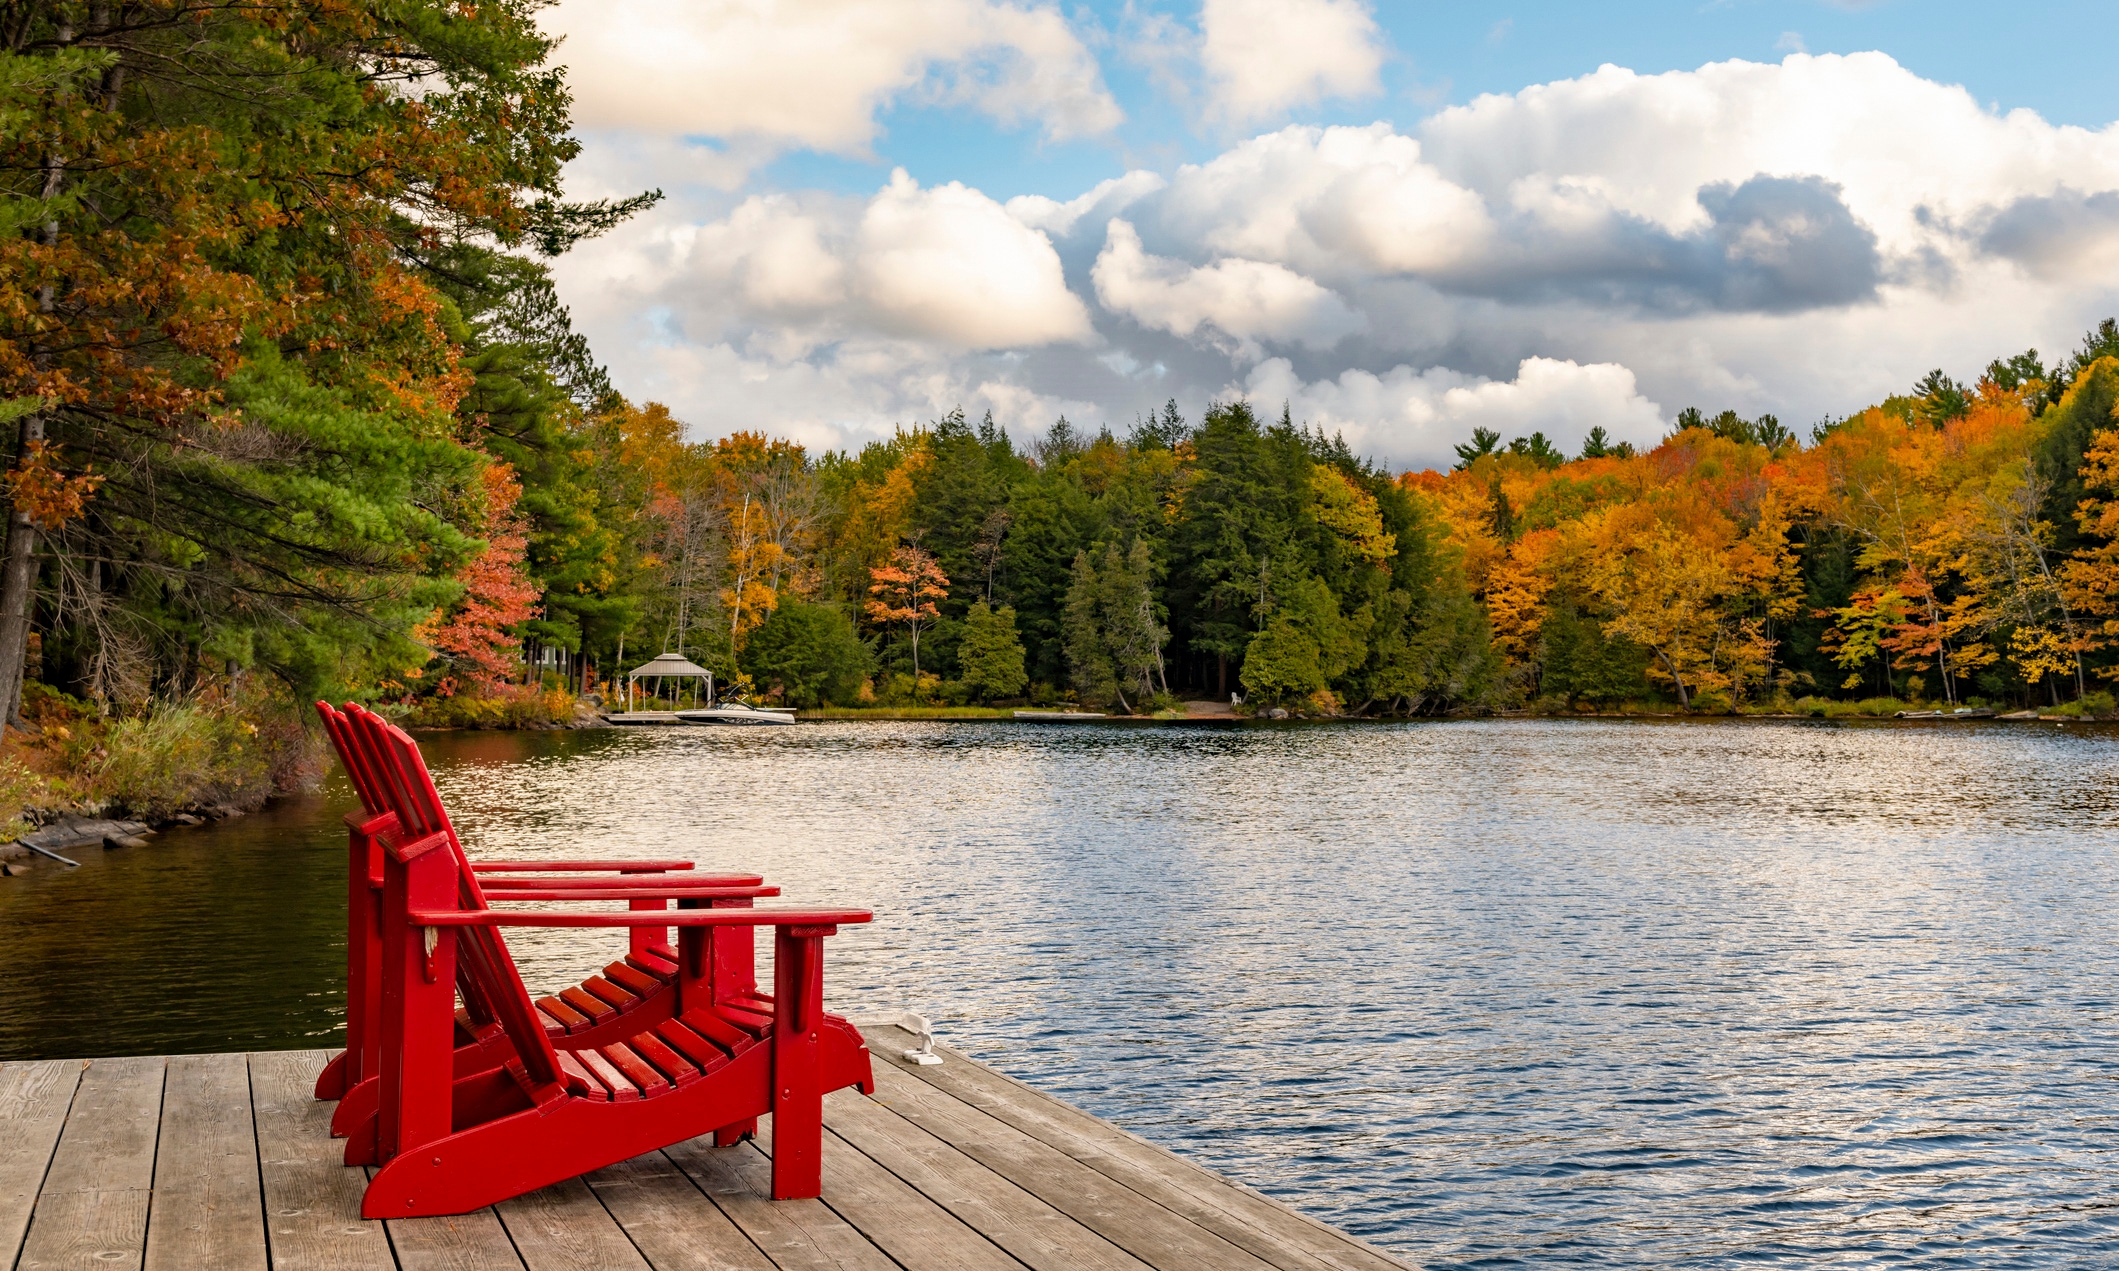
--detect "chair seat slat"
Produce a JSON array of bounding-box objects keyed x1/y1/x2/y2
[
  {"x1": 582, "y1": 975, "x2": 639, "y2": 1009},
  {"x1": 626, "y1": 1031, "x2": 702, "y2": 1087},
  {"x1": 600, "y1": 1042, "x2": 672, "y2": 1096},
  {"x1": 558, "y1": 986, "x2": 617, "y2": 1024},
  {"x1": 602, "y1": 962, "x2": 664, "y2": 996},
  {"x1": 554, "y1": 1051, "x2": 610, "y2": 1101},
  {"x1": 537, "y1": 995, "x2": 592, "y2": 1032},
  {"x1": 654, "y1": 1019, "x2": 733, "y2": 1072},
  {"x1": 678, "y1": 1007, "x2": 755, "y2": 1053},
  {"x1": 574, "y1": 1047, "x2": 641, "y2": 1101}
]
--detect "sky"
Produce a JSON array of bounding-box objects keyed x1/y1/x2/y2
[{"x1": 535, "y1": 0, "x2": 2119, "y2": 473}]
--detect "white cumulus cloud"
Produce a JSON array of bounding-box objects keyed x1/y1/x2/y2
[
  {"x1": 1199, "y1": 0, "x2": 1387, "y2": 124},
  {"x1": 541, "y1": 0, "x2": 1120, "y2": 157},
  {"x1": 1092, "y1": 219, "x2": 1366, "y2": 355},
  {"x1": 1238, "y1": 357, "x2": 1667, "y2": 471},
  {"x1": 856, "y1": 171, "x2": 1096, "y2": 347},
  {"x1": 589, "y1": 170, "x2": 1091, "y2": 356}
]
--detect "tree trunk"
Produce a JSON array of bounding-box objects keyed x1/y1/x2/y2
[
  {"x1": 1658, "y1": 650, "x2": 1690, "y2": 708},
  {"x1": 0, "y1": 475, "x2": 40, "y2": 727}
]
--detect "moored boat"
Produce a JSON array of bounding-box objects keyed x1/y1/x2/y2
[{"x1": 676, "y1": 702, "x2": 798, "y2": 726}]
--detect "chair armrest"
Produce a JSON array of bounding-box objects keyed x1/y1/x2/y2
[
  {"x1": 480, "y1": 874, "x2": 763, "y2": 890},
  {"x1": 413, "y1": 907, "x2": 871, "y2": 929},
  {"x1": 472, "y1": 860, "x2": 697, "y2": 873},
  {"x1": 483, "y1": 885, "x2": 779, "y2": 902}
]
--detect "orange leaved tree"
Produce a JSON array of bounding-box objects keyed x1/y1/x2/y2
[
  {"x1": 865, "y1": 546, "x2": 949, "y2": 678},
  {"x1": 420, "y1": 465, "x2": 543, "y2": 693}
]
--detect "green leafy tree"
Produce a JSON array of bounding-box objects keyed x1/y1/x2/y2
[
  {"x1": 1537, "y1": 602, "x2": 1651, "y2": 704},
  {"x1": 1240, "y1": 576, "x2": 1361, "y2": 704},
  {"x1": 739, "y1": 601, "x2": 871, "y2": 708},
  {"x1": 956, "y1": 601, "x2": 1028, "y2": 701}
]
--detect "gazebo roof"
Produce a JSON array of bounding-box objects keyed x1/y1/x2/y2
[{"x1": 626, "y1": 652, "x2": 712, "y2": 679}]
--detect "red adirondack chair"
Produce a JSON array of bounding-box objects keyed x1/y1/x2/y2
[
  {"x1": 352, "y1": 710, "x2": 873, "y2": 1215},
  {"x1": 316, "y1": 702, "x2": 785, "y2": 1160}
]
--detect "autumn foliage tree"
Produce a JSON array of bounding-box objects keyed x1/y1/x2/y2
[
  {"x1": 420, "y1": 465, "x2": 542, "y2": 694},
  {"x1": 865, "y1": 546, "x2": 948, "y2": 678}
]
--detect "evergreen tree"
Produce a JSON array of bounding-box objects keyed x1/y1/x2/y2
[
  {"x1": 1061, "y1": 549, "x2": 1117, "y2": 705},
  {"x1": 999, "y1": 472, "x2": 1094, "y2": 687},
  {"x1": 957, "y1": 601, "x2": 1028, "y2": 701},
  {"x1": 1167, "y1": 402, "x2": 1309, "y2": 694}
]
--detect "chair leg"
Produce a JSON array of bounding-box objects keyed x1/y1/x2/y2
[
  {"x1": 770, "y1": 927, "x2": 828, "y2": 1199},
  {"x1": 320, "y1": 829, "x2": 381, "y2": 1100}
]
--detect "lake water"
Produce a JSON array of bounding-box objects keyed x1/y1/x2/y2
[{"x1": 3, "y1": 718, "x2": 2116, "y2": 1267}]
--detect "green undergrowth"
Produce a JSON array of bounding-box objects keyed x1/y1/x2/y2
[{"x1": 2, "y1": 682, "x2": 323, "y2": 833}]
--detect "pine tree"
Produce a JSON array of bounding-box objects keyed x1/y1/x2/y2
[{"x1": 957, "y1": 601, "x2": 1028, "y2": 701}]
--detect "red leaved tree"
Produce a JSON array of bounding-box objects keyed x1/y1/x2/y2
[
  {"x1": 420, "y1": 464, "x2": 542, "y2": 693},
  {"x1": 865, "y1": 546, "x2": 948, "y2": 678}
]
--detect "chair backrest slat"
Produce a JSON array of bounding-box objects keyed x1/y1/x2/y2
[
  {"x1": 317, "y1": 702, "x2": 392, "y2": 819},
  {"x1": 324, "y1": 704, "x2": 561, "y2": 1089}
]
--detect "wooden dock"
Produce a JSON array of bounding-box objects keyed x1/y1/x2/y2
[{"x1": 1, "y1": 1025, "x2": 1406, "y2": 1270}]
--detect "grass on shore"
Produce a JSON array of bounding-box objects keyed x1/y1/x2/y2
[{"x1": 799, "y1": 705, "x2": 1023, "y2": 720}]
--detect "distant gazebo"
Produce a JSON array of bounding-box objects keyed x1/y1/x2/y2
[{"x1": 626, "y1": 652, "x2": 713, "y2": 712}]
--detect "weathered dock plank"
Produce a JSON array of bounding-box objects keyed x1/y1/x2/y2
[
  {"x1": 824, "y1": 1084, "x2": 1151, "y2": 1271},
  {"x1": 18, "y1": 1054, "x2": 165, "y2": 1271},
  {"x1": 147, "y1": 1052, "x2": 269, "y2": 1271},
  {"x1": 0, "y1": 1059, "x2": 85, "y2": 1267},
  {"x1": 797, "y1": 1126, "x2": 1025, "y2": 1271},
  {"x1": 496, "y1": 1176, "x2": 651, "y2": 1271},
  {"x1": 250, "y1": 1049, "x2": 396, "y2": 1271},
  {"x1": 859, "y1": 1060, "x2": 1277, "y2": 1271},
  {"x1": 6, "y1": 1041, "x2": 1407, "y2": 1271},
  {"x1": 862, "y1": 1026, "x2": 1404, "y2": 1271},
  {"x1": 381, "y1": 1205, "x2": 526, "y2": 1271},
  {"x1": 662, "y1": 1137, "x2": 898, "y2": 1271},
  {"x1": 583, "y1": 1153, "x2": 777, "y2": 1271}
]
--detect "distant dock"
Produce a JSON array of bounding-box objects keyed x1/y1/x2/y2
[{"x1": 1, "y1": 1025, "x2": 1406, "y2": 1270}]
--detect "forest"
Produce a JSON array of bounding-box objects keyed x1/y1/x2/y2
[{"x1": 5, "y1": 3, "x2": 2119, "y2": 821}]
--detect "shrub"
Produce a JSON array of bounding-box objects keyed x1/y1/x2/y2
[
  {"x1": 0, "y1": 753, "x2": 52, "y2": 842},
  {"x1": 877, "y1": 672, "x2": 944, "y2": 706},
  {"x1": 97, "y1": 702, "x2": 279, "y2": 819}
]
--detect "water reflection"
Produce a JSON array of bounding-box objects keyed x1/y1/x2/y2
[{"x1": 3, "y1": 718, "x2": 2117, "y2": 1266}]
